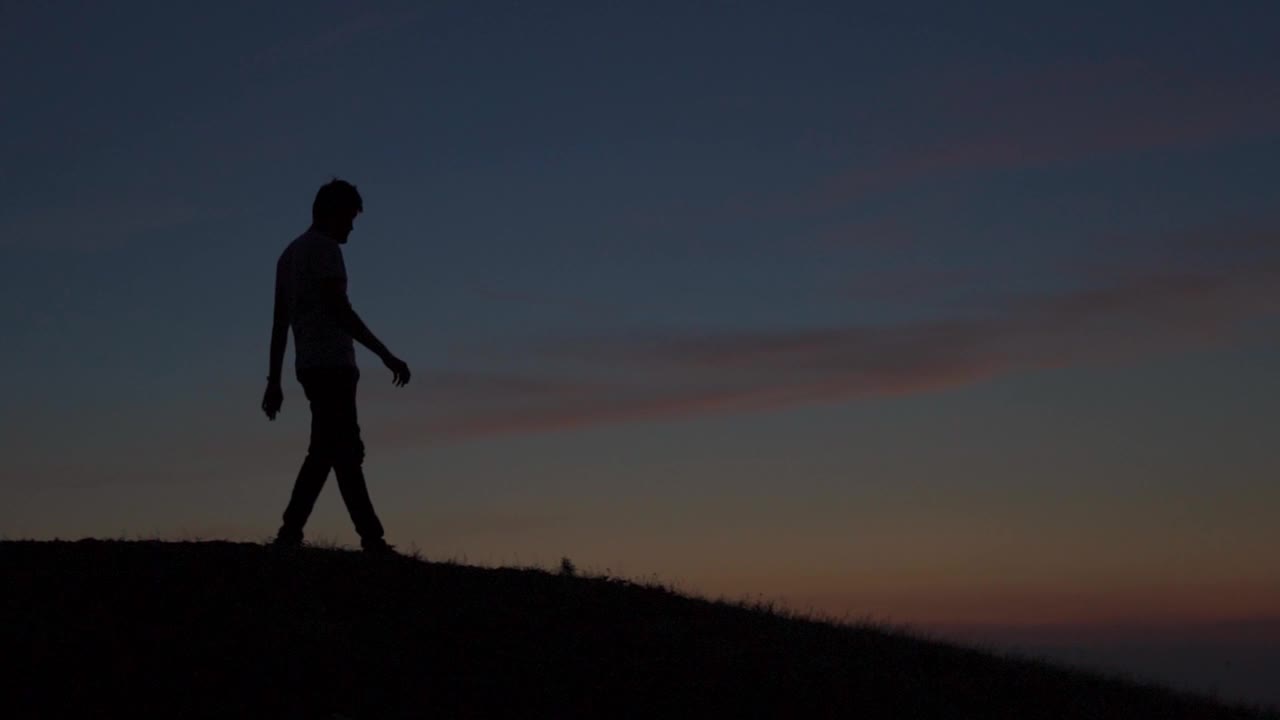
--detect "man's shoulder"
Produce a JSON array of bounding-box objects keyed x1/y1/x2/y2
[
  {"x1": 293, "y1": 230, "x2": 343, "y2": 254},
  {"x1": 287, "y1": 230, "x2": 346, "y2": 279},
  {"x1": 280, "y1": 231, "x2": 310, "y2": 257},
  {"x1": 282, "y1": 231, "x2": 338, "y2": 259}
]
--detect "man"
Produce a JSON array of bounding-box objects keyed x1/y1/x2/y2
[{"x1": 261, "y1": 179, "x2": 411, "y2": 553}]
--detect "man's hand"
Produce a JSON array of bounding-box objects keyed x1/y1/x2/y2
[
  {"x1": 262, "y1": 381, "x2": 284, "y2": 420},
  {"x1": 383, "y1": 354, "x2": 411, "y2": 387}
]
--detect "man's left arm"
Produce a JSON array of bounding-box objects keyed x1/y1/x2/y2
[{"x1": 262, "y1": 269, "x2": 289, "y2": 420}]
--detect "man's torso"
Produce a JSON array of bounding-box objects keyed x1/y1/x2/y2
[{"x1": 276, "y1": 230, "x2": 356, "y2": 370}]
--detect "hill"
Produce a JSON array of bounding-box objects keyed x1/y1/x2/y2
[{"x1": 4, "y1": 539, "x2": 1275, "y2": 719}]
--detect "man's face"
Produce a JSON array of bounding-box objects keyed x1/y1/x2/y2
[{"x1": 334, "y1": 209, "x2": 359, "y2": 244}]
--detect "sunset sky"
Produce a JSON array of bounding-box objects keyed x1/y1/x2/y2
[{"x1": 3, "y1": 2, "x2": 1278, "y2": 705}]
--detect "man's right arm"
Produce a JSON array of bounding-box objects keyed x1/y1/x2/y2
[
  {"x1": 322, "y1": 278, "x2": 393, "y2": 360},
  {"x1": 321, "y1": 280, "x2": 411, "y2": 386}
]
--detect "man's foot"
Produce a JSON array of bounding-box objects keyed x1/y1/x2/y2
[
  {"x1": 361, "y1": 538, "x2": 398, "y2": 556},
  {"x1": 271, "y1": 531, "x2": 303, "y2": 550}
]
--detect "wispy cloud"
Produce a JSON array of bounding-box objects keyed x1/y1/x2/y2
[
  {"x1": 472, "y1": 287, "x2": 631, "y2": 322},
  {"x1": 864, "y1": 61, "x2": 1269, "y2": 190},
  {"x1": 675, "y1": 59, "x2": 1280, "y2": 222},
  {"x1": 376, "y1": 258, "x2": 1279, "y2": 444}
]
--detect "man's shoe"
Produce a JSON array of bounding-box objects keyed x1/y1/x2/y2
[
  {"x1": 271, "y1": 532, "x2": 303, "y2": 550},
  {"x1": 362, "y1": 539, "x2": 398, "y2": 556}
]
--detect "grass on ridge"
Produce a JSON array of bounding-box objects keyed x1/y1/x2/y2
[{"x1": 4, "y1": 538, "x2": 1276, "y2": 720}]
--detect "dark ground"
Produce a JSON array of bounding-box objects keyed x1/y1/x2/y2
[{"x1": 4, "y1": 539, "x2": 1276, "y2": 719}]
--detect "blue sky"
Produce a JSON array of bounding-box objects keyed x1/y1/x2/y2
[{"x1": 2, "y1": 1, "x2": 1279, "y2": 705}]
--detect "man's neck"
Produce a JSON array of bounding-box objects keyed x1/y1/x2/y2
[{"x1": 308, "y1": 223, "x2": 337, "y2": 241}]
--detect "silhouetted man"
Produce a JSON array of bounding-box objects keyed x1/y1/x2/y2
[{"x1": 261, "y1": 179, "x2": 411, "y2": 553}]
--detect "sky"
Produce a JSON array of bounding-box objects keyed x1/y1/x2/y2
[{"x1": 3, "y1": 1, "x2": 1279, "y2": 706}]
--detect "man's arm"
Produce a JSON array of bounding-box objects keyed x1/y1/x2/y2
[
  {"x1": 325, "y1": 279, "x2": 390, "y2": 358},
  {"x1": 323, "y1": 279, "x2": 411, "y2": 386},
  {"x1": 262, "y1": 272, "x2": 289, "y2": 420},
  {"x1": 268, "y1": 284, "x2": 289, "y2": 383}
]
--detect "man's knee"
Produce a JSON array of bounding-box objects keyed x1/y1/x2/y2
[
  {"x1": 332, "y1": 432, "x2": 364, "y2": 465},
  {"x1": 336, "y1": 440, "x2": 364, "y2": 465},
  {"x1": 309, "y1": 439, "x2": 363, "y2": 465}
]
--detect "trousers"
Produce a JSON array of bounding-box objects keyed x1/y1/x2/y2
[{"x1": 279, "y1": 366, "x2": 384, "y2": 543}]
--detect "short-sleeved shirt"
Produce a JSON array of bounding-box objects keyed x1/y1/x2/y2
[{"x1": 276, "y1": 230, "x2": 357, "y2": 370}]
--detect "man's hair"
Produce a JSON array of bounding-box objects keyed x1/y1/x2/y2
[{"x1": 312, "y1": 178, "x2": 363, "y2": 221}]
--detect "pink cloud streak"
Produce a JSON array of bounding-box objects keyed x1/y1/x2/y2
[
  {"x1": 372, "y1": 262, "x2": 1279, "y2": 445},
  {"x1": 791, "y1": 59, "x2": 1279, "y2": 216}
]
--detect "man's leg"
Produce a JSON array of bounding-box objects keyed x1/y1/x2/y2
[
  {"x1": 335, "y1": 463, "x2": 385, "y2": 545},
  {"x1": 328, "y1": 368, "x2": 387, "y2": 547},
  {"x1": 278, "y1": 456, "x2": 330, "y2": 543},
  {"x1": 276, "y1": 369, "x2": 338, "y2": 543}
]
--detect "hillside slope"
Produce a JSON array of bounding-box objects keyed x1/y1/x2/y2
[{"x1": 4, "y1": 539, "x2": 1275, "y2": 719}]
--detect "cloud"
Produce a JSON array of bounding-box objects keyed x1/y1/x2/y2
[
  {"x1": 23, "y1": 239, "x2": 1267, "y2": 496},
  {"x1": 725, "y1": 59, "x2": 1280, "y2": 219},
  {"x1": 472, "y1": 287, "x2": 630, "y2": 322},
  {"x1": 373, "y1": 260, "x2": 1279, "y2": 444}
]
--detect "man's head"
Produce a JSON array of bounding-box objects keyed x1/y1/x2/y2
[{"x1": 311, "y1": 178, "x2": 363, "y2": 244}]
